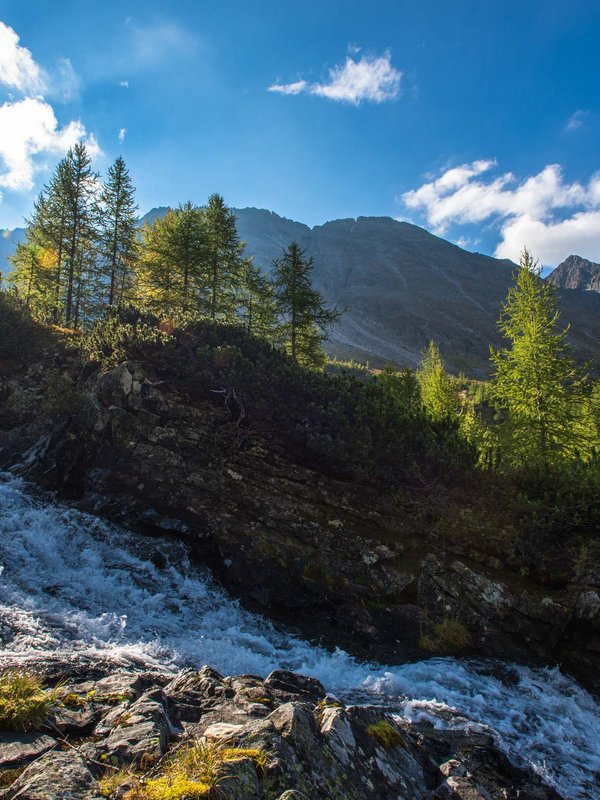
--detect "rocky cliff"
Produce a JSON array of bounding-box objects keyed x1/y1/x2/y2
[
  {"x1": 1, "y1": 337, "x2": 599, "y2": 697},
  {"x1": 547, "y1": 254, "x2": 600, "y2": 293}
]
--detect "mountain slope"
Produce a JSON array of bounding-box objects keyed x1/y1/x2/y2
[
  {"x1": 2, "y1": 209, "x2": 600, "y2": 375},
  {"x1": 547, "y1": 254, "x2": 600, "y2": 293},
  {"x1": 233, "y1": 209, "x2": 600, "y2": 374}
]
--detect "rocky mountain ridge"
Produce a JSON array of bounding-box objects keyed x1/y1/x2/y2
[{"x1": 547, "y1": 254, "x2": 600, "y2": 293}]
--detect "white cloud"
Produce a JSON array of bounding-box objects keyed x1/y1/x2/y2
[
  {"x1": 118, "y1": 127, "x2": 126, "y2": 143},
  {"x1": 269, "y1": 50, "x2": 402, "y2": 105},
  {"x1": 401, "y1": 160, "x2": 600, "y2": 266},
  {"x1": 0, "y1": 23, "x2": 99, "y2": 208},
  {"x1": 0, "y1": 97, "x2": 100, "y2": 194},
  {"x1": 0, "y1": 21, "x2": 47, "y2": 94},
  {"x1": 120, "y1": 80, "x2": 129, "y2": 88}
]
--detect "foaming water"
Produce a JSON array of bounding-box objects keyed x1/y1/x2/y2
[{"x1": 0, "y1": 472, "x2": 599, "y2": 798}]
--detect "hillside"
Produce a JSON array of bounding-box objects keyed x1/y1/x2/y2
[
  {"x1": 4, "y1": 210, "x2": 600, "y2": 375},
  {"x1": 547, "y1": 254, "x2": 600, "y2": 293}
]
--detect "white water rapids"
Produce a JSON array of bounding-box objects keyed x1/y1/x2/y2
[{"x1": 0, "y1": 471, "x2": 599, "y2": 798}]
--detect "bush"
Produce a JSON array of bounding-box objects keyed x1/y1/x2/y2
[{"x1": 0, "y1": 670, "x2": 56, "y2": 731}]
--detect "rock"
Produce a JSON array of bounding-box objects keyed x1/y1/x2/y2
[
  {"x1": 5, "y1": 751, "x2": 97, "y2": 800},
  {"x1": 0, "y1": 733, "x2": 56, "y2": 770},
  {"x1": 97, "y1": 689, "x2": 175, "y2": 764}
]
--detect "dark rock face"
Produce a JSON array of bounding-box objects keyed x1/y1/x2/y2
[
  {"x1": 1, "y1": 357, "x2": 600, "y2": 694},
  {"x1": 547, "y1": 254, "x2": 600, "y2": 293},
  {"x1": 0, "y1": 659, "x2": 563, "y2": 800}
]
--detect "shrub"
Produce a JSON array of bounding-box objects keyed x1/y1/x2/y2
[{"x1": 0, "y1": 670, "x2": 56, "y2": 732}]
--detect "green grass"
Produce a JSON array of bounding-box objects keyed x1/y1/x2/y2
[{"x1": 0, "y1": 670, "x2": 56, "y2": 732}]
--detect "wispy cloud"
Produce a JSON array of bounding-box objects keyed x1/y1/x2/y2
[
  {"x1": 564, "y1": 109, "x2": 589, "y2": 132},
  {"x1": 269, "y1": 50, "x2": 402, "y2": 106},
  {"x1": 131, "y1": 22, "x2": 198, "y2": 66},
  {"x1": 0, "y1": 22, "x2": 99, "y2": 204},
  {"x1": 118, "y1": 128, "x2": 126, "y2": 143},
  {"x1": 120, "y1": 80, "x2": 129, "y2": 88},
  {"x1": 401, "y1": 160, "x2": 600, "y2": 266}
]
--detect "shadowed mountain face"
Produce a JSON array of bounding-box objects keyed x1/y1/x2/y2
[
  {"x1": 547, "y1": 255, "x2": 600, "y2": 293},
  {"x1": 3, "y1": 209, "x2": 600, "y2": 375}
]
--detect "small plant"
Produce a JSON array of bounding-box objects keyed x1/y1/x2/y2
[
  {"x1": 419, "y1": 618, "x2": 472, "y2": 654},
  {"x1": 98, "y1": 739, "x2": 270, "y2": 799},
  {"x1": 366, "y1": 720, "x2": 405, "y2": 750},
  {"x1": 0, "y1": 670, "x2": 57, "y2": 732}
]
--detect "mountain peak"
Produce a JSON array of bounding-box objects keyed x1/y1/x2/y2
[{"x1": 547, "y1": 254, "x2": 600, "y2": 293}]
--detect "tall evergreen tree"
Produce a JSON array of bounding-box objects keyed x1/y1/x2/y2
[
  {"x1": 273, "y1": 242, "x2": 341, "y2": 367},
  {"x1": 8, "y1": 243, "x2": 55, "y2": 319},
  {"x1": 98, "y1": 156, "x2": 139, "y2": 307},
  {"x1": 417, "y1": 341, "x2": 458, "y2": 422},
  {"x1": 239, "y1": 259, "x2": 279, "y2": 341},
  {"x1": 202, "y1": 194, "x2": 245, "y2": 321},
  {"x1": 62, "y1": 143, "x2": 99, "y2": 326},
  {"x1": 490, "y1": 248, "x2": 590, "y2": 467},
  {"x1": 138, "y1": 203, "x2": 206, "y2": 314}
]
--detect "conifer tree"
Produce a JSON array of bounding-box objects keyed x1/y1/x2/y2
[
  {"x1": 416, "y1": 341, "x2": 458, "y2": 421},
  {"x1": 490, "y1": 248, "x2": 590, "y2": 467},
  {"x1": 62, "y1": 143, "x2": 99, "y2": 326},
  {"x1": 98, "y1": 156, "x2": 139, "y2": 307},
  {"x1": 8, "y1": 243, "x2": 55, "y2": 319},
  {"x1": 273, "y1": 242, "x2": 341, "y2": 368},
  {"x1": 202, "y1": 194, "x2": 245, "y2": 322},
  {"x1": 239, "y1": 259, "x2": 279, "y2": 341},
  {"x1": 138, "y1": 203, "x2": 206, "y2": 314}
]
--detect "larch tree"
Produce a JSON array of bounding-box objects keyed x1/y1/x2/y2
[
  {"x1": 239, "y1": 259, "x2": 280, "y2": 341},
  {"x1": 98, "y1": 156, "x2": 139, "y2": 307},
  {"x1": 416, "y1": 341, "x2": 458, "y2": 422},
  {"x1": 61, "y1": 144, "x2": 99, "y2": 326},
  {"x1": 202, "y1": 194, "x2": 245, "y2": 322},
  {"x1": 273, "y1": 241, "x2": 341, "y2": 368},
  {"x1": 490, "y1": 248, "x2": 590, "y2": 467}
]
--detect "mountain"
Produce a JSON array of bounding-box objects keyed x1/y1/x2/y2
[
  {"x1": 547, "y1": 254, "x2": 600, "y2": 293},
  {"x1": 232, "y1": 209, "x2": 600, "y2": 375},
  {"x1": 2, "y1": 209, "x2": 600, "y2": 375},
  {"x1": 0, "y1": 226, "x2": 26, "y2": 282}
]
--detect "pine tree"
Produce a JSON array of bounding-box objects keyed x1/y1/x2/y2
[
  {"x1": 62, "y1": 144, "x2": 99, "y2": 326},
  {"x1": 273, "y1": 242, "x2": 341, "y2": 368},
  {"x1": 98, "y1": 156, "x2": 139, "y2": 307},
  {"x1": 490, "y1": 248, "x2": 590, "y2": 467},
  {"x1": 138, "y1": 203, "x2": 206, "y2": 315},
  {"x1": 8, "y1": 243, "x2": 55, "y2": 319},
  {"x1": 239, "y1": 259, "x2": 279, "y2": 341},
  {"x1": 416, "y1": 341, "x2": 457, "y2": 422},
  {"x1": 202, "y1": 194, "x2": 245, "y2": 322}
]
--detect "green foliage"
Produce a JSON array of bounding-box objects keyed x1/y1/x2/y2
[
  {"x1": 80, "y1": 308, "x2": 172, "y2": 365},
  {"x1": 98, "y1": 156, "x2": 139, "y2": 307},
  {"x1": 419, "y1": 618, "x2": 472, "y2": 654},
  {"x1": 0, "y1": 670, "x2": 56, "y2": 732},
  {"x1": 417, "y1": 341, "x2": 458, "y2": 422},
  {"x1": 273, "y1": 241, "x2": 342, "y2": 368},
  {"x1": 490, "y1": 249, "x2": 592, "y2": 468},
  {"x1": 366, "y1": 720, "x2": 405, "y2": 749}
]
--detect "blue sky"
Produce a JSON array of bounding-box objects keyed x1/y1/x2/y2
[{"x1": 0, "y1": 0, "x2": 599, "y2": 266}]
